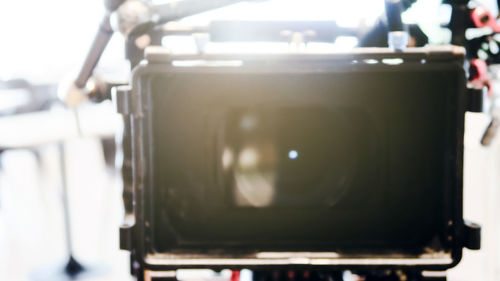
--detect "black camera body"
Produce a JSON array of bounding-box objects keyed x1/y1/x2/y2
[{"x1": 115, "y1": 45, "x2": 480, "y2": 280}]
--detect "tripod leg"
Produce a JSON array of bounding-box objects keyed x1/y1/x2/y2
[{"x1": 58, "y1": 142, "x2": 84, "y2": 277}]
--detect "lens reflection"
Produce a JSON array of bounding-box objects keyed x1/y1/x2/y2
[
  {"x1": 224, "y1": 107, "x2": 358, "y2": 208},
  {"x1": 233, "y1": 142, "x2": 277, "y2": 207}
]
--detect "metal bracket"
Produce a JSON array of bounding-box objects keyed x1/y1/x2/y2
[
  {"x1": 112, "y1": 85, "x2": 132, "y2": 115},
  {"x1": 113, "y1": 84, "x2": 138, "y2": 252},
  {"x1": 120, "y1": 223, "x2": 135, "y2": 251},
  {"x1": 112, "y1": 84, "x2": 143, "y2": 116},
  {"x1": 463, "y1": 220, "x2": 481, "y2": 250}
]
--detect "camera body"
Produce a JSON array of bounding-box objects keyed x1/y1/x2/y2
[{"x1": 115, "y1": 45, "x2": 480, "y2": 280}]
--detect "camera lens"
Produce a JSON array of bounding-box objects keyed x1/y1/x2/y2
[{"x1": 223, "y1": 107, "x2": 358, "y2": 208}]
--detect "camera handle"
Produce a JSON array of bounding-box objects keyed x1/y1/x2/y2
[
  {"x1": 71, "y1": 0, "x2": 408, "y2": 96},
  {"x1": 60, "y1": 0, "x2": 251, "y2": 108}
]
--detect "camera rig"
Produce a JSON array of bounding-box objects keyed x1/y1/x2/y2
[
  {"x1": 63, "y1": 0, "x2": 493, "y2": 280},
  {"x1": 114, "y1": 45, "x2": 481, "y2": 281}
]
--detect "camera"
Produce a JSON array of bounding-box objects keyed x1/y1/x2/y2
[{"x1": 115, "y1": 45, "x2": 481, "y2": 280}]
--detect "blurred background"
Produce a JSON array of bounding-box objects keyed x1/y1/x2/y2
[{"x1": 0, "y1": 0, "x2": 499, "y2": 280}]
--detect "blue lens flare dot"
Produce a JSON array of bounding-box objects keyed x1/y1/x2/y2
[{"x1": 288, "y1": 150, "x2": 298, "y2": 160}]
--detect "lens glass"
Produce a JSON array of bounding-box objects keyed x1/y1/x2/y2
[{"x1": 224, "y1": 107, "x2": 357, "y2": 208}]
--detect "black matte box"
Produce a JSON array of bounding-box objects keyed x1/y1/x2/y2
[{"x1": 126, "y1": 46, "x2": 467, "y2": 271}]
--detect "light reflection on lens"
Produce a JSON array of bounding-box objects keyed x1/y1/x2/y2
[
  {"x1": 238, "y1": 147, "x2": 259, "y2": 168},
  {"x1": 222, "y1": 148, "x2": 233, "y2": 170},
  {"x1": 288, "y1": 150, "x2": 298, "y2": 160},
  {"x1": 240, "y1": 114, "x2": 258, "y2": 130},
  {"x1": 225, "y1": 107, "x2": 359, "y2": 208},
  {"x1": 233, "y1": 144, "x2": 277, "y2": 207},
  {"x1": 234, "y1": 171, "x2": 275, "y2": 207}
]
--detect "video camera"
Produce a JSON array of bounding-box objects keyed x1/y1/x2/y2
[
  {"x1": 66, "y1": 0, "x2": 486, "y2": 280},
  {"x1": 116, "y1": 44, "x2": 480, "y2": 281}
]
